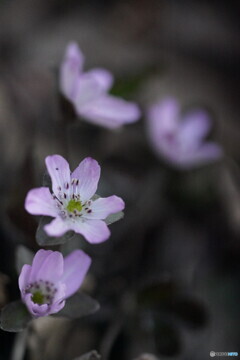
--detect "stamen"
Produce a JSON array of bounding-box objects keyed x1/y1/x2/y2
[
  {"x1": 53, "y1": 195, "x2": 63, "y2": 206},
  {"x1": 25, "y1": 280, "x2": 57, "y2": 305},
  {"x1": 65, "y1": 182, "x2": 69, "y2": 189}
]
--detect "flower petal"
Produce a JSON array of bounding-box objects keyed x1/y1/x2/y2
[
  {"x1": 176, "y1": 142, "x2": 223, "y2": 169},
  {"x1": 85, "y1": 195, "x2": 125, "y2": 220},
  {"x1": 24, "y1": 293, "x2": 49, "y2": 317},
  {"x1": 49, "y1": 299, "x2": 66, "y2": 315},
  {"x1": 44, "y1": 217, "x2": 70, "y2": 237},
  {"x1": 60, "y1": 42, "x2": 84, "y2": 100},
  {"x1": 85, "y1": 68, "x2": 113, "y2": 91},
  {"x1": 72, "y1": 219, "x2": 110, "y2": 244},
  {"x1": 79, "y1": 95, "x2": 141, "y2": 129},
  {"x1": 179, "y1": 110, "x2": 212, "y2": 148},
  {"x1": 30, "y1": 250, "x2": 64, "y2": 283},
  {"x1": 29, "y1": 249, "x2": 53, "y2": 283},
  {"x1": 147, "y1": 98, "x2": 180, "y2": 136},
  {"x1": 62, "y1": 250, "x2": 91, "y2": 298},
  {"x1": 31, "y1": 304, "x2": 49, "y2": 317},
  {"x1": 73, "y1": 73, "x2": 104, "y2": 108},
  {"x1": 71, "y1": 157, "x2": 100, "y2": 203},
  {"x1": 25, "y1": 187, "x2": 57, "y2": 217},
  {"x1": 45, "y1": 155, "x2": 71, "y2": 196},
  {"x1": 18, "y1": 264, "x2": 31, "y2": 293},
  {"x1": 49, "y1": 283, "x2": 66, "y2": 315}
]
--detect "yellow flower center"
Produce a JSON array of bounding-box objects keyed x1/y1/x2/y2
[
  {"x1": 32, "y1": 291, "x2": 45, "y2": 305},
  {"x1": 66, "y1": 199, "x2": 82, "y2": 213}
]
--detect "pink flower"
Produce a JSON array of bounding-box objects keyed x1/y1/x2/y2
[
  {"x1": 19, "y1": 249, "x2": 91, "y2": 317},
  {"x1": 147, "y1": 97, "x2": 223, "y2": 169},
  {"x1": 25, "y1": 155, "x2": 125, "y2": 243},
  {"x1": 60, "y1": 42, "x2": 141, "y2": 129}
]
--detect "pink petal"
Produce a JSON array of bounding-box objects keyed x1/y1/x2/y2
[
  {"x1": 179, "y1": 110, "x2": 212, "y2": 147},
  {"x1": 60, "y1": 42, "x2": 85, "y2": 100},
  {"x1": 85, "y1": 195, "x2": 125, "y2": 220},
  {"x1": 45, "y1": 155, "x2": 71, "y2": 196},
  {"x1": 29, "y1": 249, "x2": 53, "y2": 283},
  {"x1": 71, "y1": 157, "x2": 100, "y2": 203},
  {"x1": 85, "y1": 68, "x2": 113, "y2": 91},
  {"x1": 18, "y1": 264, "x2": 31, "y2": 293},
  {"x1": 31, "y1": 304, "x2": 49, "y2": 317},
  {"x1": 72, "y1": 219, "x2": 110, "y2": 244},
  {"x1": 62, "y1": 250, "x2": 91, "y2": 298},
  {"x1": 44, "y1": 217, "x2": 70, "y2": 237},
  {"x1": 49, "y1": 283, "x2": 66, "y2": 314},
  {"x1": 147, "y1": 98, "x2": 180, "y2": 136},
  {"x1": 24, "y1": 293, "x2": 49, "y2": 317},
  {"x1": 73, "y1": 73, "x2": 104, "y2": 108},
  {"x1": 25, "y1": 187, "x2": 57, "y2": 217},
  {"x1": 49, "y1": 299, "x2": 66, "y2": 315},
  {"x1": 79, "y1": 95, "x2": 141, "y2": 129},
  {"x1": 29, "y1": 250, "x2": 64, "y2": 283},
  {"x1": 178, "y1": 142, "x2": 223, "y2": 168}
]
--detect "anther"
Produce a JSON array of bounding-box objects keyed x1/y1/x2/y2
[{"x1": 65, "y1": 182, "x2": 69, "y2": 189}]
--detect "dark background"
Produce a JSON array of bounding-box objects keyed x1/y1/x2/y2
[{"x1": 0, "y1": 1, "x2": 240, "y2": 359}]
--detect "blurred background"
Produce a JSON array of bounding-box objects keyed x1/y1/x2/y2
[{"x1": 0, "y1": 0, "x2": 240, "y2": 359}]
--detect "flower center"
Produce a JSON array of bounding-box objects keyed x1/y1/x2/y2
[
  {"x1": 32, "y1": 291, "x2": 44, "y2": 305},
  {"x1": 25, "y1": 280, "x2": 57, "y2": 305},
  {"x1": 66, "y1": 199, "x2": 82, "y2": 213}
]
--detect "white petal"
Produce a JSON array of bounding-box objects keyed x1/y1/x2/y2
[
  {"x1": 79, "y1": 95, "x2": 141, "y2": 129},
  {"x1": 25, "y1": 187, "x2": 57, "y2": 217},
  {"x1": 44, "y1": 217, "x2": 70, "y2": 237},
  {"x1": 84, "y1": 195, "x2": 125, "y2": 220},
  {"x1": 45, "y1": 155, "x2": 71, "y2": 196},
  {"x1": 72, "y1": 219, "x2": 110, "y2": 244},
  {"x1": 71, "y1": 157, "x2": 100, "y2": 203}
]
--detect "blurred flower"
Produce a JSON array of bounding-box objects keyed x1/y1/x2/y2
[
  {"x1": 19, "y1": 249, "x2": 91, "y2": 317},
  {"x1": 60, "y1": 42, "x2": 141, "y2": 129},
  {"x1": 25, "y1": 155, "x2": 125, "y2": 243},
  {"x1": 147, "y1": 98, "x2": 223, "y2": 169}
]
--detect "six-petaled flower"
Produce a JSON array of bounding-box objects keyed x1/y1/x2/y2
[
  {"x1": 60, "y1": 42, "x2": 141, "y2": 129},
  {"x1": 19, "y1": 249, "x2": 91, "y2": 317},
  {"x1": 25, "y1": 155, "x2": 125, "y2": 243},
  {"x1": 147, "y1": 97, "x2": 223, "y2": 169}
]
